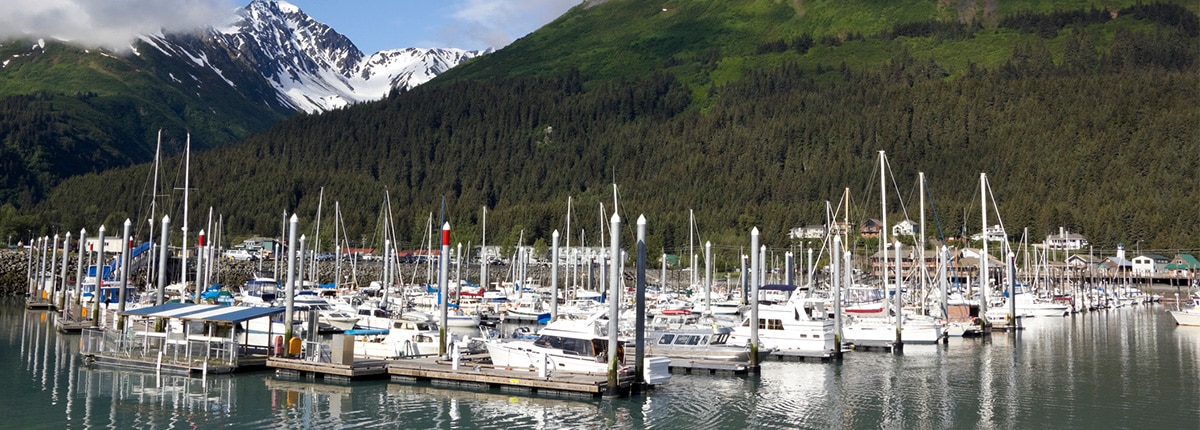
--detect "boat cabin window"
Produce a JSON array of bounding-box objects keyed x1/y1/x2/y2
[
  {"x1": 710, "y1": 334, "x2": 728, "y2": 345},
  {"x1": 673, "y1": 335, "x2": 702, "y2": 345},
  {"x1": 757, "y1": 319, "x2": 784, "y2": 330},
  {"x1": 658, "y1": 334, "x2": 675, "y2": 345},
  {"x1": 560, "y1": 337, "x2": 591, "y2": 356}
]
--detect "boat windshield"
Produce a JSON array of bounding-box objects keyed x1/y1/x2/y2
[{"x1": 534, "y1": 335, "x2": 593, "y2": 357}]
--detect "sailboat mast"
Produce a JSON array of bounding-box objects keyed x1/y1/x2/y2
[
  {"x1": 689, "y1": 209, "x2": 695, "y2": 288},
  {"x1": 313, "y1": 187, "x2": 323, "y2": 284},
  {"x1": 919, "y1": 172, "x2": 927, "y2": 315},
  {"x1": 481, "y1": 206, "x2": 487, "y2": 291},
  {"x1": 149, "y1": 130, "x2": 161, "y2": 285},
  {"x1": 566, "y1": 196, "x2": 572, "y2": 289},
  {"x1": 879, "y1": 151, "x2": 887, "y2": 292},
  {"x1": 180, "y1": 133, "x2": 190, "y2": 285},
  {"x1": 980, "y1": 173, "x2": 989, "y2": 315},
  {"x1": 334, "y1": 201, "x2": 340, "y2": 288},
  {"x1": 843, "y1": 188, "x2": 850, "y2": 250}
]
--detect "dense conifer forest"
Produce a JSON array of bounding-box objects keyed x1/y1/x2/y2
[{"x1": 3, "y1": 1, "x2": 1197, "y2": 265}]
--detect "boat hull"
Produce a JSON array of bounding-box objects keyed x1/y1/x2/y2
[
  {"x1": 1169, "y1": 310, "x2": 1200, "y2": 326},
  {"x1": 486, "y1": 339, "x2": 614, "y2": 374}
]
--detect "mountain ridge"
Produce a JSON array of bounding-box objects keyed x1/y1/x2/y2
[{"x1": 0, "y1": 0, "x2": 483, "y2": 209}]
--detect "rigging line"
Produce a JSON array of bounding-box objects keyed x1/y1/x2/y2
[
  {"x1": 983, "y1": 176, "x2": 1011, "y2": 255},
  {"x1": 856, "y1": 158, "x2": 882, "y2": 224},
  {"x1": 882, "y1": 153, "x2": 912, "y2": 224}
]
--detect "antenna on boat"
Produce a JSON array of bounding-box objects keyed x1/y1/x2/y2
[{"x1": 612, "y1": 182, "x2": 619, "y2": 218}]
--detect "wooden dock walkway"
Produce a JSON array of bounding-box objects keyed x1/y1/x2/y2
[
  {"x1": 387, "y1": 357, "x2": 631, "y2": 397},
  {"x1": 55, "y1": 315, "x2": 94, "y2": 333},
  {"x1": 268, "y1": 357, "x2": 391, "y2": 381}
]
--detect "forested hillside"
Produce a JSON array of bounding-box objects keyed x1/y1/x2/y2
[
  {"x1": 13, "y1": 1, "x2": 1200, "y2": 261},
  {"x1": 0, "y1": 38, "x2": 291, "y2": 211}
]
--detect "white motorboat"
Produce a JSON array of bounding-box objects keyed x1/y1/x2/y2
[
  {"x1": 644, "y1": 312, "x2": 769, "y2": 362},
  {"x1": 486, "y1": 312, "x2": 632, "y2": 375},
  {"x1": 292, "y1": 295, "x2": 360, "y2": 331},
  {"x1": 1170, "y1": 294, "x2": 1200, "y2": 326},
  {"x1": 843, "y1": 313, "x2": 945, "y2": 345},
  {"x1": 727, "y1": 284, "x2": 837, "y2": 354},
  {"x1": 690, "y1": 296, "x2": 745, "y2": 316},
  {"x1": 355, "y1": 313, "x2": 445, "y2": 359}
]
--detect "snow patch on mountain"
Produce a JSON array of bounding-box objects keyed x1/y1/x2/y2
[
  {"x1": 211, "y1": 0, "x2": 486, "y2": 113},
  {"x1": 136, "y1": 0, "x2": 485, "y2": 114}
]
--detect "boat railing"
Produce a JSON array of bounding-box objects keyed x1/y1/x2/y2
[{"x1": 82, "y1": 328, "x2": 239, "y2": 370}]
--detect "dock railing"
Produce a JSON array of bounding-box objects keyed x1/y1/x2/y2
[
  {"x1": 302, "y1": 340, "x2": 332, "y2": 363},
  {"x1": 81, "y1": 328, "x2": 240, "y2": 371}
]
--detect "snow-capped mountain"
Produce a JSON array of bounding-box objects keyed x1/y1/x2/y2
[{"x1": 141, "y1": 0, "x2": 487, "y2": 113}]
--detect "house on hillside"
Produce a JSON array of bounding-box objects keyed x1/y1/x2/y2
[
  {"x1": 1046, "y1": 227, "x2": 1088, "y2": 251},
  {"x1": 1066, "y1": 254, "x2": 1101, "y2": 270},
  {"x1": 238, "y1": 237, "x2": 279, "y2": 257},
  {"x1": 970, "y1": 225, "x2": 1006, "y2": 242},
  {"x1": 1098, "y1": 244, "x2": 1133, "y2": 274},
  {"x1": 1165, "y1": 254, "x2": 1200, "y2": 277},
  {"x1": 84, "y1": 237, "x2": 126, "y2": 254},
  {"x1": 860, "y1": 219, "x2": 884, "y2": 238},
  {"x1": 789, "y1": 224, "x2": 827, "y2": 240},
  {"x1": 1132, "y1": 254, "x2": 1169, "y2": 275},
  {"x1": 892, "y1": 219, "x2": 917, "y2": 237}
]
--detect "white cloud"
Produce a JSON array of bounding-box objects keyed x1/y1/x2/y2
[
  {"x1": 0, "y1": 0, "x2": 238, "y2": 51},
  {"x1": 446, "y1": 0, "x2": 578, "y2": 49}
]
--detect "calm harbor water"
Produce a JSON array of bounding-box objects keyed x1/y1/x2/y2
[{"x1": 3, "y1": 297, "x2": 1199, "y2": 429}]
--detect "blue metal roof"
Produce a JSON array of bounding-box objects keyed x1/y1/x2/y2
[{"x1": 120, "y1": 303, "x2": 285, "y2": 323}]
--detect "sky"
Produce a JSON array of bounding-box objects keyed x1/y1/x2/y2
[
  {"x1": 287, "y1": 0, "x2": 580, "y2": 53},
  {"x1": 0, "y1": 0, "x2": 580, "y2": 53}
]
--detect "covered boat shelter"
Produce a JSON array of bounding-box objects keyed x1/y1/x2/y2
[{"x1": 82, "y1": 303, "x2": 286, "y2": 374}]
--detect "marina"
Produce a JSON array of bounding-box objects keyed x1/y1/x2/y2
[{"x1": 5, "y1": 297, "x2": 1199, "y2": 428}]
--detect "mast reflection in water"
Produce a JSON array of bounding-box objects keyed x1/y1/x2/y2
[{"x1": 3, "y1": 298, "x2": 1199, "y2": 428}]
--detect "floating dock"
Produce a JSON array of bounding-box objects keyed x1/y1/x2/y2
[
  {"x1": 387, "y1": 357, "x2": 632, "y2": 397},
  {"x1": 767, "y1": 349, "x2": 845, "y2": 362},
  {"x1": 848, "y1": 340, "x2": 897, "y2": 352},
  {"x1": 266, "y1": 351, "x2": 634, "y2": 397},
  {"x1": 661, "y1": 359, "x2": 759, "y2": 375},
  {"x1": 55, "y1": 315, "x2": 94, "y2": 333},
  {"x1": 268, "y1": 357, "x2": 391, "y2": 381},
  {"x1": 25, "y1": 298, "x2": 56, "y2": 311}
]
